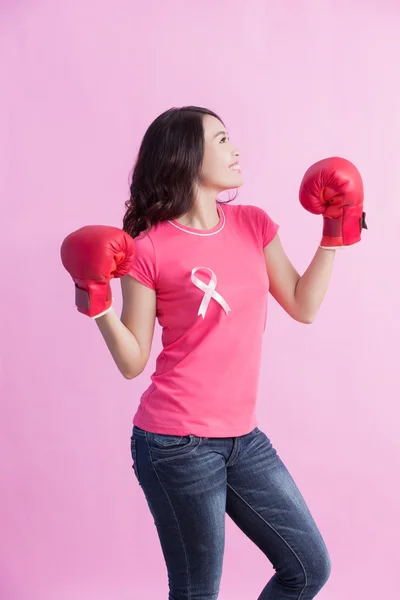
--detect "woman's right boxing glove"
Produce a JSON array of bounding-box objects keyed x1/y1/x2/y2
[{"x1": 60, "y1": 225, "x2": 136, "y2": 319}]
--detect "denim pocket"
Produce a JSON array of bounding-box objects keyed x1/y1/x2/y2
[
  {"x1": 153, "y1": 433, "x2": 186, "y2": 447},
  {"x1": 148, "y1": 432, "x2": 201, "y2": 463}
]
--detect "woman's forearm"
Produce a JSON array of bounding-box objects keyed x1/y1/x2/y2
[
  {"x1": 294, "y1": 247, "x2": 336, "y2": 323},
  {"x1": 95, "y1": 308, "x2": 144, "y2": 379}
]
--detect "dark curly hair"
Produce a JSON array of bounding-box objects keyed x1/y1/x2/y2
[{"x1": 122, "y1": 106, "x2": 234, "y2": 238}]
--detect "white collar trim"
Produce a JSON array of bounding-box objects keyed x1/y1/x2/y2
[{"x1": 167, "y1": 205, "x2": 226, "y2": 236}]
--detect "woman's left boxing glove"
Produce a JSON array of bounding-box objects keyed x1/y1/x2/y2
[{"x1": 299, "y1": 157, "x2": 367, "y2": 248}]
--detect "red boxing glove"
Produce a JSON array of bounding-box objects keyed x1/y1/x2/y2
[
  {"x1": 60, "y1": 225, "x2": 136, "y2": 318},
  {"x1": 299, "y1": 157, "x2": 367, "y2": 248}
]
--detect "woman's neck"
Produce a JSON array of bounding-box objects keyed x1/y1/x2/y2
[{"x1": 176, "y1": 194, "x2": 220, "y2": 231}]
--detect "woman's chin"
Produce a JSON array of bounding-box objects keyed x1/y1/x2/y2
[
  {"x1": 223, "y1": 174, "x2": 244, "y2": 189},
  {"x1": 231, "y1": 174, "x2": 244, "y2": 188},
  {"x1": 213, "y1": 174, "x2": 244, "y2": 194}
]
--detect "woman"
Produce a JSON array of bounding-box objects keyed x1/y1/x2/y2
[{"x1": 61, "y1": 106, "x2": 365, "y2": 599}]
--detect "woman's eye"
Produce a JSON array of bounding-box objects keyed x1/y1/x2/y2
[{"x1": 220, "y1": 136, "x2": 228, "y2": 143}]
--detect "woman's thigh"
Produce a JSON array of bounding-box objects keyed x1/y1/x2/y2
[
  {"x1": 131, "y1": 426, "x2": 227, "y2": 600},
  {"x1": 226, "y1": 428, "x2": 331, "y2": 590}
]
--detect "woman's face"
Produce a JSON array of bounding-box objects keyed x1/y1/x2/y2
[{"x1": 198, "y1": 115, "x2": 244, "y2": 192}]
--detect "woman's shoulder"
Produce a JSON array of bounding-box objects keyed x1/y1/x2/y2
[
  {"x1": 223, "y1": 202, "x2": 279, "y2": 247},
  {"x1": 134, "y1": 221, "x2": 167, "y2": 243},
  {"x1": 222, "y1": 202, "x2": 270, "y2": 221}
]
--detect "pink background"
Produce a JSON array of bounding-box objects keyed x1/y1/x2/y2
[{"x1": 1, "y1": 1, "x2": 399, "y2": 599}]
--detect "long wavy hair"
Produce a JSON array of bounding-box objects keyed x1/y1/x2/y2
[{"x1": 122, "y1": 106, "x2": 234, "y2": 238}]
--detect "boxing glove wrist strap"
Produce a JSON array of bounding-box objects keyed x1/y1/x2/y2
[
  {"x1": 321, "y1": 210, "x2": 367, "y2": 247},
  {"x1": 74, "y1": 284, "x2": 113, "y2": 319}
]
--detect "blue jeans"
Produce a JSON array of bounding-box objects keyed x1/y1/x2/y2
[{"x1": 130, "y1": 425, "x2": 331, "y2": 599}]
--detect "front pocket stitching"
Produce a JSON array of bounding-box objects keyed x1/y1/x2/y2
[
  {"x1": 153, "y1": 435, "x2": 184, "y2": 447},
  {"x1": 150, "y1": 437, "x2": 203, "y2": 465}
]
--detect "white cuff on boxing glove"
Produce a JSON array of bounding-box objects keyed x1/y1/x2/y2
[
  {"x1": 91, "y1": 298, "x2": 115, "y2": 320},
  {"x1": 319, "y1": 245, "x2": 346, "y2": 250}
]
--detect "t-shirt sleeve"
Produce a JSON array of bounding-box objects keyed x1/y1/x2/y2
[
  {"x1": 128, "y1": 232, "x2": 157, "y2": 290},
  {"x1": 245, "y1": 204, "x2": 279, "y2": 248}
]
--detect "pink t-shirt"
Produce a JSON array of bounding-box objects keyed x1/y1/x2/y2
[{"x1": 128, "y1": 202, "x2": 279, "y2": 437}]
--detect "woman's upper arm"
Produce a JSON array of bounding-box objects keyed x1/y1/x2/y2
[
  {"x1": 120, "y1": 275, "x2": 157, "y2": 367},
  {"x1": 263, "y1": 233, "x2": 301, "y2": 320}
]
